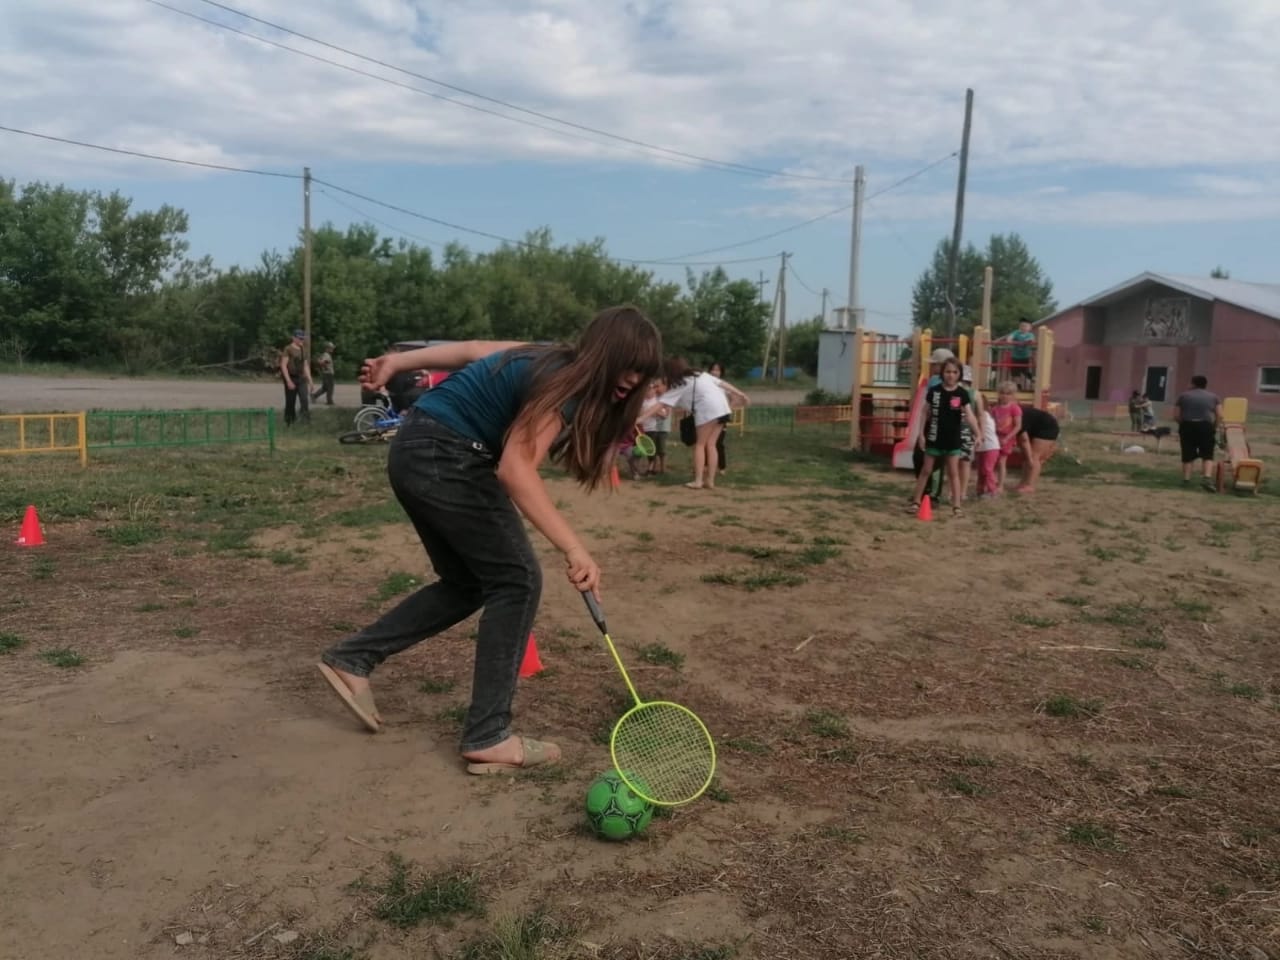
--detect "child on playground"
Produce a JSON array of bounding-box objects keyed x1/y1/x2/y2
[
  {"x1": 638, "y1": 378, "x2": 670, "y2": 476},
  {"x1": 647, "y1": 358, "x2": 750, "y2": 490},
  {"x1": 316, "y1": 306, "x2": 663, "y2": 775},
  {"x1": 974, "y1": 390, "x2": 1001, "y2": 498},
  {"x1": 909, "y1": 357, "x2": 981, "y2": 517},
  {"x1": 957, "y1": 365, "x2": 979, "y2": 496},
  {"x1": 991, "y1": 381, "x2": 1023, "y2": 490}
]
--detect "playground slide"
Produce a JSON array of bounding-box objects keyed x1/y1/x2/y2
[
  {"x1": 891, "y1": 381, "x2": 928, "y2": 470},
  {"x1": 1220, "y1": 424, "x2": 1264, "y2": 494}
]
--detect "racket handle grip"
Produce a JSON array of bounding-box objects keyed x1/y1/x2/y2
[{"x1": 582, "y1": 591, "x2": 607, "y2": 634}]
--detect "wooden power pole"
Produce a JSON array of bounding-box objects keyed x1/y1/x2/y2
[
  {"x1": 944, "y1": 89, "x2": 974, "y2": 337},
  {"x1": 302, "y1": 166, "x2": 313, "y2": 365},
  {"x1": 847, "y1": 164, "x2": 866, "y2": 331},
  {"x1": 774, "y1": 252, "x2": 790, "y2": 382}
]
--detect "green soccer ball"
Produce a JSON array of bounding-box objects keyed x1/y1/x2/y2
[{"x1": 584, "y1": 770, "x2": 654, "y2": 841}]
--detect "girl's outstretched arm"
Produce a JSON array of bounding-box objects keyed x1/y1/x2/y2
[
  {"x1": 497, "y1": 411, "x2": 601, "y2": 597},
  {"x1": 360, "y1": 340, "x2": 528, "y2": 391},
  {"x1": 713, "y1": 376, "x2": 751, "y2": 406}
]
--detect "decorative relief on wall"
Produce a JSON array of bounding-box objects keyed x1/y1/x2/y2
[{"x1": 1143, "y1": 296, "x2": 1193, "y2": 341}]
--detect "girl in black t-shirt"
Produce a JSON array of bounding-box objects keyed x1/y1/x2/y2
[{"x1": 909, "y1": 358, "x2": 981, "y2": 517}]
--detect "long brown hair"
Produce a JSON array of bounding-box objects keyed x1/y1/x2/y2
[
  {"x1": 506, "y1": 305, "x2": 663, "y2": 489},
  {"x1": 664, "y1": 356, "x2": 701, "y2": 387}
]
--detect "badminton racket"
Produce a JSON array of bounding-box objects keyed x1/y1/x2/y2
[
  {"x1": 633, "y1": 431, "x2": 657, "y2": 457},
  {"x1": 582, "y1": 592, "x2": 716, "y2": 806}
]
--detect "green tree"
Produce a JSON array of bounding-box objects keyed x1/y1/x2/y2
[
  {"x1": 684, "y1": 267, "x2": 770, "y2": 373},
  {"x1": 911, "y1": 232, "x2": 1056, "y2": 336},
  {"x1": 0, "y1": 179, "x2": 189, "y2": 367},
  {"x1": 781, "y1": 316, "x2": 824, "y2": 375},
  {"x1": 0, "y1": 176, "x2": 792, "y2": 375}
]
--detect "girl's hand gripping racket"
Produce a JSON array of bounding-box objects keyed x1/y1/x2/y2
[{"x1": 582, "y1": 592, "x2": 716, "y2": 806}]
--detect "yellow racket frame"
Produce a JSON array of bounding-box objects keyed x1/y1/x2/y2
[
  {"x1": 585, "y1": 594, "x2": 716, "y2": 806},
  {"x1": 633, "y1": 432, "x2": 657, "y2": 457}
]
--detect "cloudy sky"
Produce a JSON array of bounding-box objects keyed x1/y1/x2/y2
[{"x1": 3, "y1": 0, "x2": 1278, "y2": 332}]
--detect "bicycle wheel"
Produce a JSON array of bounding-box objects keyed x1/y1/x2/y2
[
  {"x1": 338, "y1": 429, "x2": 386, "y2": 445},
  {"x1": 353, "y1": 405, "x2": 387, "y2": 432}
]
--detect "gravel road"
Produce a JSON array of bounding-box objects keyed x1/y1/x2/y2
[{"x1": 0, "y1": 374, "x2": 809, "y2": 413}]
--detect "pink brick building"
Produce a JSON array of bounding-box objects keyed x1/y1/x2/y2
[{"x1": 1038, "y1": 272, "x2": 1280, "y2": 412}]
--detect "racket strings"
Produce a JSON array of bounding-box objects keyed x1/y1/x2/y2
[{"x1": 612, "y1": 702, "x2": 714, "y2": 804}]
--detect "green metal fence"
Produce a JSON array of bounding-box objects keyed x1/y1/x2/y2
[{"x1": 87, "y1": 408, "x2": 276, "y2": 452}]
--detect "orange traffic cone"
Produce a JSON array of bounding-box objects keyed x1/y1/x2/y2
[
  {"x1": 916, "y1": 494, "x2": 933, "y2": 522},
  {"x1": 610, "y1": 465, "x2": 621, "y2": 489},
  {"x1": 15, "y1": 505, "x2": 44, "y2": 547},
  {"x1": 518, "y1": 633, "x2": 544, "y2": 678}
]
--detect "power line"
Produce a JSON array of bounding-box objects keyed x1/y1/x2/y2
[
  {"x1": 1, "y1": 121, "x2": 808, "y2": 273},
  {"x1": 158, "y1": 0, "x2": 853, "y2": 185},
  {"x1": 787, "y1": 260, "x2": 822, "y2": 298},
  {"x1": 0, "y1": 123, "x2": 300, "y2": 179},
  {"x1": 316, "y1": 188, "x2": 446, "y2": 249},
  {"x1": 649, "y1": 151, "x2": 959, "y2": 262},
  {"x1": 866, "y1": 152, "x2": 959, "y2": 201},
  {"x1": 314, "y1": 177, "x2": 776, "y2": 266},
  {"x1": 144, "y1": 0, "x2": 757, "y2": 179}
]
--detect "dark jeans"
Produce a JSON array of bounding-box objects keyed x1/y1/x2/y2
[
  {"x1": 283, "y1": 381, "x2": 310, "y2": 425},
  {"x1": 321, "y1": 410, "x2": 542, "y2": 752}
]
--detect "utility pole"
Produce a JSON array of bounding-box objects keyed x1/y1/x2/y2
[
  {"x1": 775, "y1": 252, "x2": 789, "y2": 383},
  {"x1": 302, "y1": 166, "x2": 313, "y2": 365},
  {"x1": 944, "y1": 89, "x2": 974, "y2": 337},
  {"x1": 845, "y1": 165, "x2": 867, "y2": 449},
  {"x1": 820, "y1": 288, "x2": 829, "y2": 327},
  {"x1": 760, "y1": 277, "x2": 782, "y2": 376},
  {"x1": 755, "y1": 270, "x2": 771, "y2": 303},
  {"x1": 847, "y1": 164, "x2": 866, "y2": 331}
]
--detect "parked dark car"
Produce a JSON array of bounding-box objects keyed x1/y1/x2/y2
[{"x1": 361, "y1": 339, "x2": 453, "y2": 408}]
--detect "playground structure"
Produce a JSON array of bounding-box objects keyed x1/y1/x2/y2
[
  {"x1": 846, "y1": 323, "x2": 1056, "y2": 468},
  {"x1": 1215, "y1": 397, "x2": 1264, "y2": 494}
]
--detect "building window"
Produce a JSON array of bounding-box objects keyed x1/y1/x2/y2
[{"x1": 1260, "y1": 367, "x2": 1280, "y2": 393}]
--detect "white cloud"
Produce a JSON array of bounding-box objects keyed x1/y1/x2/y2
[{"x1": 2, "y1": 0, "x2": 1278, "y2": 225}]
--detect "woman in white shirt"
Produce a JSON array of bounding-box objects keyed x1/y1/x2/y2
[{"x1": 650, "y1": 358, "x2": 750, "y2": 489}]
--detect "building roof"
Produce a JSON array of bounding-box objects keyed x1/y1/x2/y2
[{"x1": 1041, "y1": 271, "x2": 1280, "y2": 324}]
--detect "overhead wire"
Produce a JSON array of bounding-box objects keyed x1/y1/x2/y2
[
  {"x1": 316, "y1": 187, "x2": 446, "y2": 249},
  {"x1": 1, "y1": 123, "x2": 776, "y2": 269},
  {"x1": 143, "y1": 0, "x2": 774, "y2": 179},
  {"x1": 154, "y1": 0, "x2": 854, "y2": 184},
  {"x1": 0, "y1": 123, "x2": 299, "y2": 179},
  {"x1": 651, "y1": 150, "x2": 959, "y2": 262},
  {"x1": 313, "y1": 177, "x2": 779, "y2": 266},
  {"x1": 786, "y1": 260, "x2": 823, "y2": 298}
]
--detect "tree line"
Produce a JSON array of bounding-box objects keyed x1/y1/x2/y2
[
  {"x1": 1, "y1": 177, "x2": 1058, "y2": 380},
  {"x1": 0, "y1": 179, "x2": 778, "y2": 378}
]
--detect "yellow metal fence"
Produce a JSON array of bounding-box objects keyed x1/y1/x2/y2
[{"x1": 0, "y1": 413, "x2": 88, "y2": 467}]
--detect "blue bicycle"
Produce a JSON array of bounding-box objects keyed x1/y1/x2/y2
[{"x1": 338, "y1": 407, "x2": 402, "y2": 445}]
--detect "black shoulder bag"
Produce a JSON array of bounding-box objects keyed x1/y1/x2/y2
[{"x1": 679, "y1": 375, "x2": 698, "y2": 446}]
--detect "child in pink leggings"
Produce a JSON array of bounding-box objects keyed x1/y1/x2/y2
[
  {"x1": 991, "y1": 381, "x2": 1023, "y2": 491},
  {"x1": 974, "y1": 399, "x2": 1001, "y2": 497}
]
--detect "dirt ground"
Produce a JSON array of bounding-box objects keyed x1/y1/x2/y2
[
  {"x1": 0, "y1": 373, "x2": 808, "y2": 413},
  {"x1": 1, "y1": 427, "x2": 1278, "y2": 960}
]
